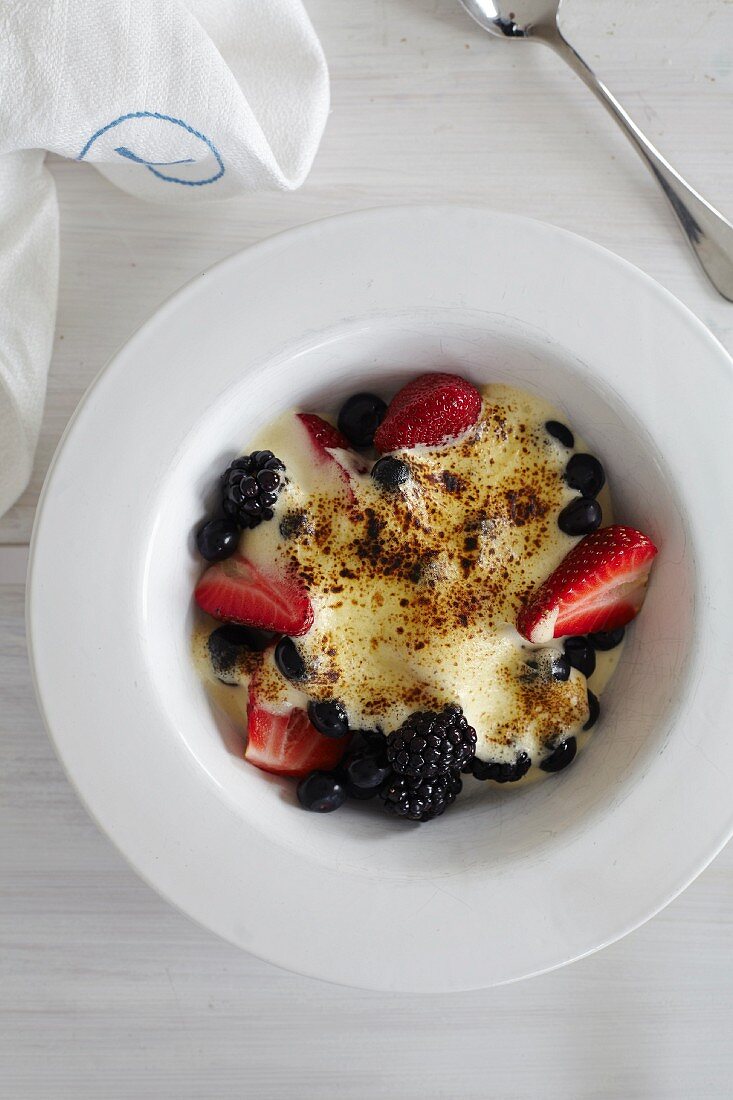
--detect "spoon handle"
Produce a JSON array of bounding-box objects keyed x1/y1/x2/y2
[{"x1": 546, "y1": 29, "x2": 733, "y2": 301}]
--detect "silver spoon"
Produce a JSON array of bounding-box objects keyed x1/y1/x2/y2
[{"x1": 459, "y1": 0, "x2": 733, "y2": 301}]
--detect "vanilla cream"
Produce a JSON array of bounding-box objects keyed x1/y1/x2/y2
[{"x1": 195, "y1": 383, "x2": 623, "y2": 773}]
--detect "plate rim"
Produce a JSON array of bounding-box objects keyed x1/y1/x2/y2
[{"x1": 27, "y1": 205, "x2": 733, "y2": 991}]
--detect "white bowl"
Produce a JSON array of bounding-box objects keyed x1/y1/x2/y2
[{"x1": 28, "y1": 207, "x2": 733, "y2": 991}]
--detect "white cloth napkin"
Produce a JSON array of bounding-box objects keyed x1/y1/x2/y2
[{"x1": 0, "y1": 0, "x2": 329, "y2": 519}]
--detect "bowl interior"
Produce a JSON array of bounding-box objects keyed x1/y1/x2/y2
[{"x1": 143, "y1": 310, "x2": 694, "y2": 879}]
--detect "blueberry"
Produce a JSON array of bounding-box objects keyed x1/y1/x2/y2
[
  {"x1": 563, "y1": 636, "x2": 596, "y2": 678},
  {"x1": 344, "y1": 780, "x2": 381, "y2": 800},
  {"x1": 551, "y1": 654, "x2": 571, "y2": 682},
  {"x1": 584, "y1": 691, "x2": 600, "y2": 730},
  {"x1": 540, "y1": 737, "x2": 577, "y2": 773},
  {"x1": 545, "y1": 420, "x2": 574, "y2": 448},
  {"x1": 471, "y1": 751, "x2": 531, "y2": 783},
  {"x1": 274, "y1": 637, "x2": 307, "y2": 682},
  {"x1": 346, "y1": 753, "x2": 391, "y2": 791},
  {"x1": 558, "y1": 497, "x2": 602, "y2": 536},
  {"x1": 589, "y1": 627, "x2": 625, "y2": 651},
  {"x1": 565, "y1": 453, "x2": 606, "y2": 498},
  {"x1": 349, "y1": 729, "x2": 386, "y2": 756},
  {"x1": 207, "y1": 624, "x2": 272, "y2": 679},
  {"x1": 279, "y1": 510, "x2": 309, "y2": 540},
  {"x1": 371, "y1": 456, "x2": 411, "y2": 490},
  {"x1": 196, "y1": 518, "x2": 239, "y2": 562},
  {"x1": 296, "y1": 771, "x2": 346, "y2": 812},
  {"x1": 308, "y1": 699, "x2": 350, "y2": 738},
  {"x1": 337, "y1": 393, "x2": 387, "y2": 449}
]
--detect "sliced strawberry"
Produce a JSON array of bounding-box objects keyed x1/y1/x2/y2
[
  {"x1": 246, "y1": 696, "x2": 350, "y2": 778},
  {"x1": 517, "y1": 525, "x2": 658, "y2": 644},
  {"x1": 295, "y1": 412, "x2": 367, "y2": 494},
  {"x1": 195, "y1": 554, "x2": 313, "y2": 636},
  {"x1": 374, "y1": 372, "x2": 482, "y2": 452},
  {"x1": 296, "y1": 413, "x2": 352, "y2": 456}
]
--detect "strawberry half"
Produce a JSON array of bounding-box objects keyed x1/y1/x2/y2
[
  {"x1": 374, "y1": 372, "x2": 482, "y2": 452},
  {"x1": 246, "y1": 693, "x2": 350, "y2": 778},
  {"x1": 296, "y1": 413, "x2": 351, "y2": 457},
  {"x1": 195, "y1": 554, "x2": 313, "y2": 635},
  {"x1": 516, "y1": 525, "x2": 659, "y2": 643},
  {"x1": 295, "y1": 412, "x2": 366, "y2": 493}
]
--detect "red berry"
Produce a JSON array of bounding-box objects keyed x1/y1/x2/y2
[
  {"x1": 374, "y1": 372, "x2": 482, "y2": 452},
  {"x1": 296, "y1": 413, "x2": 351, "y2": 456},
  {"x1": 516, "y1": 525, "x2": 659, "y2": 643},
  {"x1": 195, "y1": 554, "x2": 313, "y2": 636},
  {"x1": 246, "y1": 673, "x2": 350, "y2": 777},
  {"x1": 295, "y1": 413, "x2": 366, "y2": 493}
]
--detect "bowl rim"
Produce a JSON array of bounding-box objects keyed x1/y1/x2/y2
[{"x1": 27, "y1": 205, "x2": 733, "y2": 991}]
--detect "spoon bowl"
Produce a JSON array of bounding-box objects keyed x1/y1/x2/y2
[{"x1": 458, "y1": 0, "x2": 560, "y2": 38}]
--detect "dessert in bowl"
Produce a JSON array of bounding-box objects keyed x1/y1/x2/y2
[
  {"x1": 28, "y1": 208, "x2": 733, "y2": 990},
  {"x1": 192, "y1": 373, "x2": 657, "y2": 821}
]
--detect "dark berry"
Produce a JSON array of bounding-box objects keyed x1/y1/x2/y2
[
  {"x1": 590, "y1": 627, "x2": 625, "y2": 650},
  {"x1": 296, "y1": 771, "x2": 346, "y2": 813},
  {"x1": 520, "y1": 655, "x2": 569, "y2": 685},
  {"x1": 584, "y1": 691, "x2": 600, "y2": 730},
  {"x1": 196, "y1": 518, "x2": 239, "y2": 562},
  {"x1": 565, "y1": 453, "x2": 606, "y2": 498},
  {"x1": 349, "y1": 729, "x2": 387, "y2": 757},
  {"x1": 207, "y1": 624, "x2": 272, "y2": 681},
  {"x1": 345, "y1": 753, "x2": 391, "y2": 792},
  {"x1": 563, "y1": 636, "x2": 596, "y2": 678},
  {"x1": 307, "y1": 699, "x2": 350, "y2": 738},
  {"x1": 545, "y1": 420, "x2": 574, "y2": 448},
  {"x1": 337, "y1": 393, "x2": 387, "y2": 449},
  {"x1": 558, "y1": 497, "x2": 602, "y2": 536},
  {"x1": 551, "y1": 654, "x2": 571, "y2": 682},
  {"x1": 470, "y1": 751, "x2": 531, "y2": 783},
  {"x1": 381, "y1": 771, "x2": 462, "y2": 822},
  {"x1": 279, "y1": 509, "x2": 309, "y2": 540},
  {"x1": 344, "y1": 779, "x2": 382, "y2": 801},
  {"x1": 221, "y1": 451, "x2": 285, "y2": 530},
  {"x1": 386, "y1": 705, "x2": 477, "y2": 779},
  {"x1": 540, "y1": 737, "x2": 577, "y2": 773},
  {"x1": 274, "y1": 637, "x2": 307, "y2": 682},
  {"x1": 371, "y1": 456, "x2": 411, "y2": 491}
]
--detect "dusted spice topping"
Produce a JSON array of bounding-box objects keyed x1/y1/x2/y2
[{"x1": 196, "y1": 383, "x2": 623, "y2": 769}]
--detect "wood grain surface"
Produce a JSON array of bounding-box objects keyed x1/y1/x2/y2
[{"x1": 2, "y1": 0, "x2": 733, "y2": 1096}]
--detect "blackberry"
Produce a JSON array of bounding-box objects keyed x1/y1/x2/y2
[
  {"x1": 221, "y1": 450, "x2": 285, "y2": 530},
  {"x1": 381, "y1": 771, "x2": 462, "y2": 822},
  {"x1": 470, "y1": 751, "x2": 531, "y2": 783},
  {"x1": 386, "y1": 705, "x2": 477, "y2": 779}
]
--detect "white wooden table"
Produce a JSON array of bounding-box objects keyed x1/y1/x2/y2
[{"x1": 2, "y1": 1, "x2": 733, "y2": 1095}]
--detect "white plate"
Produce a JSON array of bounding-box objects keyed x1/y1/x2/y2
[{"x1": 28, "y1": 207, "x2": 733, "y2": 991}]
